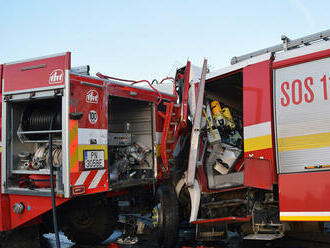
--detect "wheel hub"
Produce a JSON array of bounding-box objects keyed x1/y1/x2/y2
[{"x1": 152, "y1": 203, "x2": 161, "y2": 228}]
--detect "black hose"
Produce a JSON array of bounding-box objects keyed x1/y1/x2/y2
[
  {"x1": 22, "y1": 106, "x2": 61, "y2": 131},
  {"x1": 49, "y1": 115, "x2": 61, "y2": 248}
]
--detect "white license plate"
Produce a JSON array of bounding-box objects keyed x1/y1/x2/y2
[{"x1": 83, "y1": 150, "x2": 105, "y2": 169}]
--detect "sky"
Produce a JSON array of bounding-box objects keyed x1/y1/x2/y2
[{"x1": 1, "y1": 0, "x2": 330, "y2": 90}]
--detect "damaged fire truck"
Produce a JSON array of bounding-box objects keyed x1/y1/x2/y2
[
  {"x1": 172, "y1": 29, "x2": 330, "y2": 245},
  {"x1": 1, "y1": 28, "x2": 330, "y2": 248}
]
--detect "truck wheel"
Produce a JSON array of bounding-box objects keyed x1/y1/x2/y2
[
  {"x1": 152, "y1": 184, "x2": 179, "y2": 248},
  {"x1": 61, "y1": 196, "x2": 118, "y2": 245}
]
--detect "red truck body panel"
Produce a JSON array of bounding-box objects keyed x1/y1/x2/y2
[
  {"x1": 279, "y1": 171, "x2": 330, "y2": 221},
  {"x1": 244, "y1": 158, "x2": 273, "y2": 190},
  {"x1": 3, "y1": 53, "x2": 70, "y2": 93},
  {"x1": 69, "y1": 74, "x2": 109, "y2": 195},
  {"x1": 9, "y1": 195, "x2": 68, "y2": 230},
  {"x1": 243, "y1": 60, "x2": 277, "y2": 185},
  {"x1": 274, "y1": 47, "x2": 330, "y2": 221}
]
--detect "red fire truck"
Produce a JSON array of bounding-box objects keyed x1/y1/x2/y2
[
  {"x1": 172, "y1": 29, "x2": 330, "y2": 245},
  {"x1": 0, "y1": 53, "x2": 181, "y2": 247}
]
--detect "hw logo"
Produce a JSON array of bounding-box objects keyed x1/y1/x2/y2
[
  {"x1": 49, "y1": 69, "x2": 64, "y2": 84},
  {"x1": 86, "y1": 90, "x2": 99, "y2": 104}
]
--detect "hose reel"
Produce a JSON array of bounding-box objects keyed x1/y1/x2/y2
[
  {"x1": 17, "y1": 103, "x2": 63, "y2": 171},
  {"x1": 19, "y1": 103, "x2": 61, "y2": 140}
]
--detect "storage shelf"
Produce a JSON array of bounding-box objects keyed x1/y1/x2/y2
[
  {"x1": 22, "y1": 140, "x2": 62, "y2": 143},
  {"x1": 11, "y1": 169, "x2": 50, "y2": 175},
  {"x1": 17, "y1": 130, "x2": 62, "y2": 134}
]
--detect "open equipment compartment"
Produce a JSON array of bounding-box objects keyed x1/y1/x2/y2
[
  {"x1": 203, "y1": 71, "x2": 244, "y2": 189},
  {"x1": 108, "y1": 96, "x2": 155, "y2": 189},
  {"x1": 3, "y1": 94, "x2": 64, "y2": 195},
  {"x1": 1, "y1": 52, "x2": 70, "y2": 197}
]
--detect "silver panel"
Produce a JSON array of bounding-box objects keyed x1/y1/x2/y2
[
  {"x1": 3, "y1": 85, "x2": 64, "y2": 95},
  {"x1": 109, "y1": 101, "x2": 153, "y2": 149},
  {"x1": 207, "y1": 169, "x2": 244, "y2": 190},
  {"x1": 274, "y1": 56, "x2": 330, "y2": 173},
  {"x1": 1, "y1": 99, "x2": 8, "y2": 193},
  {"x1": 278, "y1": 147, "x2": 330, "y2": 173},
  {"x1": 81, "y1": 81, "x2": 105, "y2": 88},
  {"x1": 63, "y1": 69, "x2": 70, "y2": 197},
  {"x1": 152, "y1": 103, "x2": 158, "y2": 179},
  {"x1": 187, "y1": 59, "x2": 207, "y2": 187},
  {"x1": 7, "y1": 89, "x2": 61, "y2": 101},
  {"x1": 273, "y1": 72, "x2": 280, "y2": 174},
  {"x1": 6, "y1": 188, "x2": 52, "y2": 197}
]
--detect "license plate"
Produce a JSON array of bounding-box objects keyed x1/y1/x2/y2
[{"x1": 83, "y1": 150, "x2": 105, "y2": 169}]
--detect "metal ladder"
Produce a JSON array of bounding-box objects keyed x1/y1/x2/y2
[
  {"x1": 159, "y1": 101, "x2": 181, "y2": 174},
  {"x1": 231, "y1": 29, "x2": 330, "y2": 64}
]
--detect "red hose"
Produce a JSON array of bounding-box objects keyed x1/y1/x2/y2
[
  {"x1": 96, "y1": 73, "x2": 163, "y2": 104},
  {"x1": 158, "y1": 77, "x2": 175, "y2": 85},
  {"x1": 157, "y1": 77, "x2": 178, "y2": 98}
]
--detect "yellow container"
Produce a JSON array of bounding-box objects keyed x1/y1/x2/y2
[
  {"x1": 222, "y1": 107, "x2": 235, "y2": 129},
  {"x1": 210, "y1": 101, "x2": 222, "y2": 117},
  {"x1": 210, "y1": 101, "x2": 225, "y2": 127}
]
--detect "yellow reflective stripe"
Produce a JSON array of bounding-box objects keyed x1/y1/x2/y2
[
  {"x1": 305, "y1": 164, "x2": 330, "y2": 169},
  {"x1": 280, "y1": 216, "x2": 330, "y2": 221},
  {"x1": 156, "y1": 144, "x2": 161, "y2": 157},
  {"x1": 69, "y1": 121, "x2": 79, "y2": 172},
  {"x1": 278, "y1": 132, "x2": 330, "y2": 152},
  {"x1": 244, "y1": 135, "x2": 272, "y2": 152},
  {"x1": 280, "y1": 212, "x2": 330, "y2": 221},
  {"x1": 78, "y1": 145, "x2": 108, "y2": 161},
  {"x1": 70, "y1": 148, "x2": 79, "y2": 171},
  {"x1": 69, "y1": 122, "x2": 78, "y2": 144}
]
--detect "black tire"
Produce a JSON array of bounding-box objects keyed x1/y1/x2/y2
[
  {"x1": 61, "y1": 196, "x2": 118, "y2": 245},
  {"x1": 154, "y1": 184, "x2": 179, "y2": 248}
]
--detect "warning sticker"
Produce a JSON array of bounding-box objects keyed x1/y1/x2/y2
[{"x1": 88, "y1": 110, "x2": 98, "y2": 124}]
